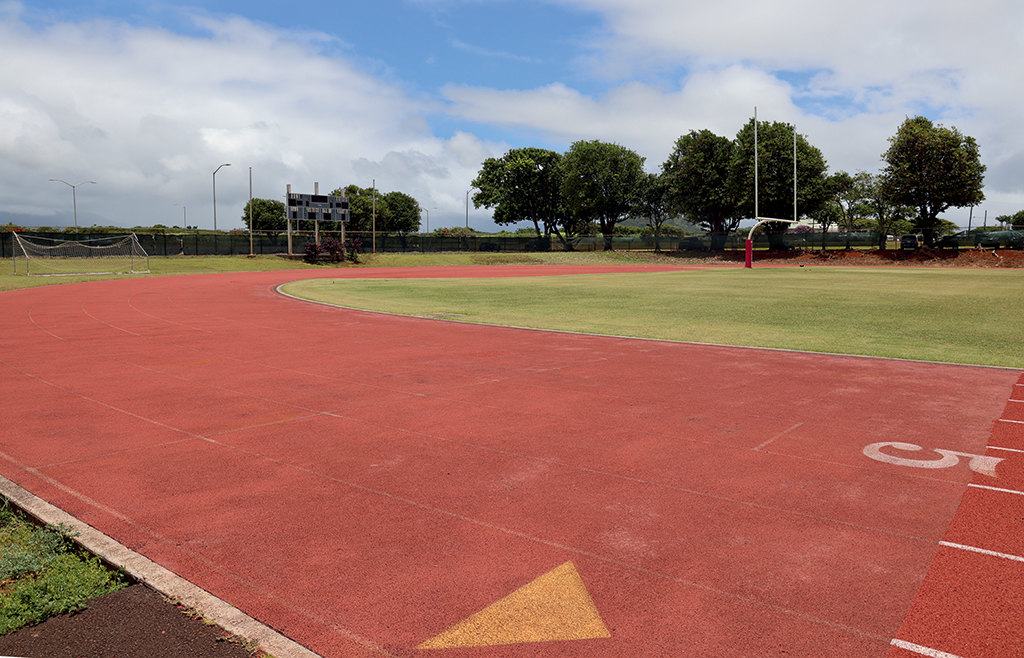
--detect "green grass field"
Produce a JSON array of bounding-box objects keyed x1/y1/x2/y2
[{"x1": 282, "y1": 267, "x2": 1024, "y2": 368}]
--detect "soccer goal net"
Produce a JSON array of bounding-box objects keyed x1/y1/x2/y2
[{"x1": 11, "y1": 233, "x2": 150, "y2": 276}]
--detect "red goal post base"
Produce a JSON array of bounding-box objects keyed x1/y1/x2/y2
[{"x1": 744, "y1": 218, "x2": 799, "y2": 269}]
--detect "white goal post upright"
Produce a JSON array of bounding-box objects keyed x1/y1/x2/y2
[
  {"x1": 11, "y1": 232, "x2": 150, "y2": 276},
  {"x1": 745, "y1": 107, "x2": 799, "y2": 268}
]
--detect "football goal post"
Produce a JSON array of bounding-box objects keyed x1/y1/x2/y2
[{"x1": 11, "y1": 232, "x2": 150, "y2": 276}]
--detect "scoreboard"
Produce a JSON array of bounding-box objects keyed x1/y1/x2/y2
[{"x1": 287, "y1": 192, "x2": 349, "y2": 222}]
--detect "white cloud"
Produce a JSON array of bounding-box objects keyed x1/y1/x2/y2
[
  {"x1": 0, "y1": 6, "x2": 497, "y2": 229},
  {"x1": 2, "y1": 0, "x2": 1022, "y2": 233},
  {"x1": 443, "y1": 67, "x2": 802, "y2": 168},
  {"x1": 441, "y1": 0, "x2": 1024, "y2": 218}
]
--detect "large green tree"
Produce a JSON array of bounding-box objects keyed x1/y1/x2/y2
[
  {"x1": 241, "y1": 198, "x2": 286, "y2": 233},
  {"x1": 860, "y1": 172, "x2": 913, "y2": 248},
  {"x1": 1003, "y1": 209, "x2": 1024, "y2": 230},
  {"x1": 630, "y1": 173, "x2": 674, "y2": 252},
  {"x1": 826, "y1": 170, "x2": 872, "y2": 249},
  {"x1": 730, "y1": 119, "x2": 829, "y2": 249},
  {"x1": 661, "y1": 129, "x2": 739, "y2": 250},
  {"x1": 559, "y1": 140, "x2": 646, "y2": 250},
  {"x1": 882, "y1": 116, "x2": 986, "y2": 245},
  {"x1": 381, "y1": 191, "x2": 420, "y2": 235},
  {"x1": 471, "y1": 148, "x2": 565, "y2": 246},
  {"x1": 332, "y1": 185, "x2": 387, "y2": 233}
]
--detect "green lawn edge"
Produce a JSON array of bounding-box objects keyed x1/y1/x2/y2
[
  {"x1": 282, "y1": 267, "x2": 1024, "y2": 369},
  {"x1": 0, "y1": 497, "x2": 129, "y2": 635}
]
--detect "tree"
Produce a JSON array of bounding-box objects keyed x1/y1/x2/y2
[
  {"x1": 861, "y1": 172, "x2": 913, "y2": 248},
  {"x1": 730, "y1": 119, "x2": 829, "y2": 249},
  {"x1": 381, "y1": 191, "x2": 420, "y2": 235},
  {"x1": 661, "y1": 129, "x2": 739, "y2": 250},
  {"x1": 630, "y1": 173, "x2": 674, "y2": 252},
  {"x1": 559, "y1": 140, "x2": 646, "y2": 250},
  {"x1": 471, "y1": 148, "x2": 565, "y2": 248},
  {"x1": 241, "y1": 198, "x2": 286, "y2": 233},
  {"x1": 882, "y1": 116, "x2": 986, "y2": 246},
  {"x1": 808, "y1": 198, "x2": 843, "y2": 250},
  {"x1": 826, "y1": 171, "x2": 871, "y2": 249},
  {"x1": 332, "y1": 185, "x2": 387, "y2": 233},
  {"x1": 995, "y1": 210, "x2": 1024, "y2": 230}
]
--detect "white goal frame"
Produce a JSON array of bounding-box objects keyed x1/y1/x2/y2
[{"x1": 11, "y1": 232, "x2": 150, "y2": 276}]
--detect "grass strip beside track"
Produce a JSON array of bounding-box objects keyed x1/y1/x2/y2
[
  {"x1": 0, "y1": 497, "x2": 128, "y2": 634},
  {"x1": 282, "y1": 267, "x2": 1024, "y2": 368}
]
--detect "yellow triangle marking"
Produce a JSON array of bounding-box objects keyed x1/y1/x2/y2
[{"x1": 417, "y1": 561, "x2": 610, "y2": 650}]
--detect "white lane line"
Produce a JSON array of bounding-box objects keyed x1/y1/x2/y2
[
  {"x1": 989, "y1": 445, "x2": 1024, "y2": 454},
  {"x1": 890, "y1": 639, "x2": 965, "y2": 658},
  {"x1": 969, "y1": 483, "x2": 1024, "y2": 496},
  {"x1": 998, "y1": 418, "x2": 1024, "y2": 424},
  {"x1": 752, "y1": 422, "x2": 803, "y2": 451},
  {"x1": 939, "y1": 541, "x2": 1024, "y2": 563}
]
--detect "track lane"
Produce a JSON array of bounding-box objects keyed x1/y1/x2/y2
[{"x1": 1, "y1": 265, "x2": 1021, "y2": 657}]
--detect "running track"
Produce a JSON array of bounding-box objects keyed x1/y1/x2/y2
[{"x1": 1, "y1": 264, "x2": 1021, "y2": 658}]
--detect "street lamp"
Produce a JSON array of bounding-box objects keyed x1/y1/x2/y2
[
  {"x1": 48, "y1": 179, "x2": 96, "y2": 232},
  {"x1": 213, "y1": 163, "x2": 230, "y2": 254},
  {"x1": 174, "y1": 204, "x2": 187, "y2": 254},
  {"x1": 419, "y1": 207, "x2": 435, "y2": 233}
]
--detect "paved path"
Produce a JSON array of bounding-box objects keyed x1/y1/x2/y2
[{"x1": 1, "y1": 265, "x2": 1021, "y2": 657}]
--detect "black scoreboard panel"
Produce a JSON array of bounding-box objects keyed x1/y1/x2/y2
[{"x1": 287, "y1": 193, "x2": 350, "y2": 222}]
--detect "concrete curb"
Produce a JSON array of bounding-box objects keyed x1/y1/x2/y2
[{"x1": 0, "y1": 475, "x2": 322, "y2": 658}]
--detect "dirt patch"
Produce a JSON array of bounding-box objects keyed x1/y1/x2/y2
[
  {"x1": 663, "y1": 247, "x2": 1024, "y2": 268},
  {"x1": 0, "y1": 584, "x2": 263, "y2": 658},
  {"x1": 790, "y1": 247, "x2": 1024, "y2": 268}
]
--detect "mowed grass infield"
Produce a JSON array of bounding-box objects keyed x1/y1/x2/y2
[{"x1": 281, "y1": 266, "x2": 1024, "y2": 369}]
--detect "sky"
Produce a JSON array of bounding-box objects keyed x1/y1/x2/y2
[{"x1": 2, "y1": 0, "x2": 1023, "y2": 232}]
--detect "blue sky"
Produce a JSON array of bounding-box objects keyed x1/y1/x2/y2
[{"x1": 3, "y1": 0, "x2": 1023, "y2": 231}]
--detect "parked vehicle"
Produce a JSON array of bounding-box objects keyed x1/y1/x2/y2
[
  {"x1": 973, "y1": 230, "x2": 1024, "y2": 249},
  {"x1": 900, "y1": 235, "x2": 919, "y2": 250},
  {"x1": 935, "y1": 235, "x2": 959, "y2": 250}
]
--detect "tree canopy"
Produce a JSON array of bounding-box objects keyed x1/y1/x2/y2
[
  {"x1": 462, "y1": 114, "x2": 990, "y2": 250},
  {"x1": 382, "y1": 191, "x2": 420, "y2": 234},
  {"x1": 661, "y1": 129, "x2": 739, "y2": 250},
  {"x1": 630, "y1": 172, "x2": 674, "y2": 252},
  {"x1": 559, "y1": 140, "x2": 646, "y2": 250},
  {"x1": 329, "y1": 185, "x2": 419, "y2": 235},
  {"x1": 730, "y1": 119, "x2": 829, "y2": 227},
  {"x1": 882, "y1": 116, "x2": 985, "y2": 245},
  {"x1": 331, "y1": 185, "x2": 382, "y2": 233},
  {"x1": 996, "y1": 209, "x2": 1024, "y2": 229},
  {"x1": 471, "y1": 147, "x2": 565, "y2": 241},
  {"x1": 241, "y1": 198, "x2": 286, "y2": 232}
]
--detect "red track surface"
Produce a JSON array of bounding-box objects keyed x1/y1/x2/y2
[{"x1": 1, "y1": 264, "x2": 1021, "y2": 658}]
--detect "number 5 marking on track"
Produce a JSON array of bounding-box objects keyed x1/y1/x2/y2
[{"x1": 863, "y1": 442, "x2": 1003, "y2": 477}]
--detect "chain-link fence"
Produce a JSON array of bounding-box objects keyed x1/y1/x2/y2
[{"x1": 15, "y1": 229, "x2": 1012, "y2": 259}]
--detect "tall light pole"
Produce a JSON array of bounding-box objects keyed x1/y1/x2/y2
[
  {"x1": 248, "y1": 166, "x2": 254, "y2": 257},
  {"x1": 419, "y1": 207, "x2": 435, "y2": 233},
  {"x1": 49, "y1": 179, "x2": 96, "y2": 232},
  {"x1": 174, "y1": 204, "x2": 187, "y2": 254},
  {"x1": 213, "y1": 163, "x2": 230, "y2": 254},
  {"x1": 466, "y1": 190, "x2": 470, "y2": 228}
]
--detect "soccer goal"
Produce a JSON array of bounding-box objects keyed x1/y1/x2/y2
[{"x1": 11, "y1": 233, "x2": 150, "y2": 276}]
